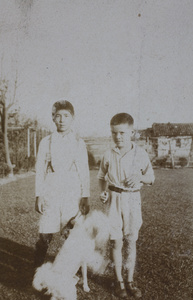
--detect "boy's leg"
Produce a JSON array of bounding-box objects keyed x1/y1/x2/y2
[
  {"x1": 112, "y1": 238, "x2": 124, "y2": 282},
  {"x1": 124, "y1": 236, "x2": 136, "y2": 281},
  {"x1": 112, "y1": 239, "x2": 127, "y2": 298},
  {"x1": 34, "y1": 233, "x2": 53, "y2": 268},
  {"x1": 124, "y1": 235, "x2": 142, "y2": 299}
]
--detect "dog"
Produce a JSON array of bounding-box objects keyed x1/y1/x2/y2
[{"x1": 32, "y1": 210, "x2": 110, "y2": 300}]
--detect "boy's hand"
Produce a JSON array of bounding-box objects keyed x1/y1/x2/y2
[
  {"x1": 79, "y1": 197, "x2": 90, "y2": 215},
  {"x1": 100, "y1": 191, "x2": 109, "y2": 204},
  {"x1": 35, "y1": 196, "x2": 44, "y2": 214},
  {"x1": 61, "y1": 216, "x2": 75, "y2": 239},
  {"x1": 125, "y1": 174, "x2": 142, "y2": 189}
]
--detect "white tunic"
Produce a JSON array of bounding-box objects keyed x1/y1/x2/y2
[{"x1": 35, "y1": 131, "x2": 90, "y2": 233}]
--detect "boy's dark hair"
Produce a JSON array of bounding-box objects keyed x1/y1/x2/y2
[
  {"x1": 52, "y1": 100, "x2": 74, "y2": 120},
  {"x1": 110, "y1": 113, "x2": 134, "y2": 126}
]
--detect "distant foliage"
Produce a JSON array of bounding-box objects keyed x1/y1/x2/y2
[
  {"x1": 153, "y1": 156, "x2": 168, "y2": 168},
  {"x1": 0, "y1": 133, "x2": 9, "y2": 177},
  {"x1": 88, "y1": 151, "x2": 96, "y2": 169},
  {"x1": 179, "y1": 157, "x2": 188, "y2": 167},
  {"x1": 96, "y1": 160, "x2": 101, "y2": 169},
  {"x1": 0, "y1": 162, "x2": 11, "y2": 177},
  {"x1": 0, "y1": 127, "x2": 50, "y2": 176}
]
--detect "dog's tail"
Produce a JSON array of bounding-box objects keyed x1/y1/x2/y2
[
  {"x1": 85, "y1": 211, "x2": 110, "y2": 274},
  {"x1": 90, "y1": 210, "x2": 110, "y2": 247}
]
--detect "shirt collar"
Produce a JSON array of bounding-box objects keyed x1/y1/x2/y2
[
  {"x1": 53, "y1": 130, "x2": 74, "y2": 139},
  {"x1": 112, "y1": 142, "x2": 135, "y2": 156}
]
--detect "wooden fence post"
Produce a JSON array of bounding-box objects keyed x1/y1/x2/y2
[
  {"x1": 34, "y1": 131, "x2": 37, "y2": 158},
  {"x1": 27, "y1": 127, "x2": 30, "y2": 171},
  {"x1": 27, "y1": 127, "x2": 30, "y2": 158},
  {"x1": 169, "y1": 138, "x2": 175, "y2": 168}
]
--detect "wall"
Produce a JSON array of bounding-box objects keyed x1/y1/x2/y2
[{"x1": 157, "y1": 136, "x2": 192, "y2": 157}]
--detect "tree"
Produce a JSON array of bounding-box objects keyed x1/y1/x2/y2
[{"x1": 0, "y1": 74, "x2": 18, "y2": 176}]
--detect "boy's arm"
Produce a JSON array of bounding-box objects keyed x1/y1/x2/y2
[
  {"x1": 140, "y1": 173, "x2": 155, "y2": 185},
  {"x1": 77, "y1": 139, "x2": 90, "y2": 198},
  {"x1": 98, "y1": 179, "x2": 109, "y2": 203},
  {"x1": 76, "y1": 139, "x2": 90, "y2": 214},
  {"x1": 125, "y1": 150, "x2": 155, "y2": 189},
  {"x1": 98, "y1": 153, "x2": 109, "y2": 203},
  {"x1": 35, "y1": 137, "x2": 48, "y2": 214},
  {"x1": 141, "y1": 153, "x2": 155, "y2": 185},
  {"x1": 35, "y1": 138, "x2": 47, "y2": 197},
  {"x1": 99, "y1": 178, "x2": 107, "y2": 192}
]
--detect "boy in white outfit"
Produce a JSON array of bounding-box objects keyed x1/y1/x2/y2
[
  {"x1": 34, "y1": 100, "x2": 90, "y2": 267},
  {"x1": 98, "y1": 113, "x2": 155, "y2": 299}
]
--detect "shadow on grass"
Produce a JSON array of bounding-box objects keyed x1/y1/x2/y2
[{"x1": 0, "y1": 237, "x2": 54, "y2": 299}]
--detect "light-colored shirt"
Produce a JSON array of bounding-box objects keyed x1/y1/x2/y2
[
  {"x1": 98, "y1": 143, "x2": 155, "y2": 190},
  {"x1": 36, "y1": 131, "x2": 90, "y2": 197}
]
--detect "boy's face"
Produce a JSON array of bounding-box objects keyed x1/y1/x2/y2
[
  {"x1": 54, "y1": 109, "x2": 73, "y2": 133},
  {"x1": 111, "y1": 123, "x2": 134, "y2": 149}
]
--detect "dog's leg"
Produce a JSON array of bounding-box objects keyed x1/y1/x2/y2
[{"x1": 81, "y1": 262, "x2": 90, "y2": 292}]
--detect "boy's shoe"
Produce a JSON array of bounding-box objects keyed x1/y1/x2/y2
[
  {"x1": 125, "y1": 282, "x2": 142, "y2": 299},
  {"x1": 114, "y1": 281, "x2": 128, "y2": 299}
]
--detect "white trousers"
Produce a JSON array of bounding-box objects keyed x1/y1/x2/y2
[{"x1": 39, "y1": 171, "x2": 81, "y2": 234}]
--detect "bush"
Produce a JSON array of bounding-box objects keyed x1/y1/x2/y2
[
  {"x1": 179, "y1": 157, "x2": 188, "y2": 167},
  {"x1": 0, "y1": 163, "x2": 11, "y2": 177},
  {"x1": 97, "y1": 160, "x2": 101, "y2": 169},
  {"x1": 153, "y1": 156, "x2": 168, "y2": 167},
  {"x1": 88, "y1": 151, "x2": 96, "y2": 169}
]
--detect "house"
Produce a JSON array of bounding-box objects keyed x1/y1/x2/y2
[{"x1": 150, "y1": 123, "x2": 193, "y2": 159}]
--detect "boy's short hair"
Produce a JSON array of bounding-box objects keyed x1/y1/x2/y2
[
  {"x1": 110, "y1": 113, "x2": 134, "y2": 126},
  {"x1": 52, "y1": 100, "x2": 74, "y2": 120}
]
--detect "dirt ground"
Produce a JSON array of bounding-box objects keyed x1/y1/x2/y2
[{"x1": 0, "y1": 169, "x2": 193, "y2": 300}]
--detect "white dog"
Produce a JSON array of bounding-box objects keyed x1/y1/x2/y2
[{"x1": 33, "y1": 210, "x2": 110, "y2": 300}]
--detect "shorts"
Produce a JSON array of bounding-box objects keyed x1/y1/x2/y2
[
  {"x1": 39, "y1": 172, "x2": 81, "y2": 234},
  {"x1": 107, "y1": 190, "x2": 142, "y2": 241}
]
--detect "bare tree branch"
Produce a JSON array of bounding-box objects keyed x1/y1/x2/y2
[
  {"x1": 7, "y1": 102, "x2": 14, "y2": 110},
  {"x1": 12, "y1": 69, "x2": 18, "y2": 104}
]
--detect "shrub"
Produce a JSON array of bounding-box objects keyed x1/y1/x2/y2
[
  {"x1": 97, "y1": 160, "x2": 101, "y2": 169},
  {"x1": 88, "y1": 151, "x2": 96, "y2": 169},
  {"x1": 153, "y1": 156, "x2": 168, "y2": 167},
  {"x1": 179, "y1": 157, "x2": 188, "y2": 167},
  {"x1": 0, "y1": 163, "x2": 11, "y2": 177}
]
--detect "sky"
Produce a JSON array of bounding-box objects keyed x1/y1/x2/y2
[{"x1": 0, "y1": 0, "x2": 193, "y2": 136}]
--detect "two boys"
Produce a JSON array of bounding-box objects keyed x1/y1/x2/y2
[{"x1": 35, "y1": 103, "x2": 154, "y2": 299}]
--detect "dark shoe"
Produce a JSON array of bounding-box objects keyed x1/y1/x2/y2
[
  {"x1": 125, "y1": 282, "x2": 142, "y2": 299},
  {"x1": 114, "y1": 281, "x2": 128, "y2": 299}
]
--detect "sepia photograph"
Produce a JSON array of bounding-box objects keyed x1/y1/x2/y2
[{"x1": 0, "y1": 1, "x2": 192, "y2": 299}]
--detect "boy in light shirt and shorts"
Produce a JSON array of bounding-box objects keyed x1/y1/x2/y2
[
  {"x1": 34, "y1": 100, "x2": 90, "y2": 267},
  {"x1": 98, "y1": 113, "x2": 155, "y2": 299}
]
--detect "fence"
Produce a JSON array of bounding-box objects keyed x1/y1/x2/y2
[
  {"x1": 0, "y1": 127, "x2": 50, "y2": 176},
  {"x1": 1, "y1": 130, "x2": 193, "y2": 177}
]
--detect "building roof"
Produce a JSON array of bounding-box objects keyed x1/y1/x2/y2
[
  {"x1": 138, "y1": 128, "x2": 153, "y2": 138},
  {"x1": 152, "y1": 123, "x2": 193, "y2": 137}
]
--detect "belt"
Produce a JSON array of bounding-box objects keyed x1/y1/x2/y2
[{"x1": 108, "y1": 185, "x2": 140, "y2": 193}]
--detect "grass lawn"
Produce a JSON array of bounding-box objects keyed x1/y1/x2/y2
[{"x1": 0, "y1": 169, "x2": 193, "y2": 300}]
